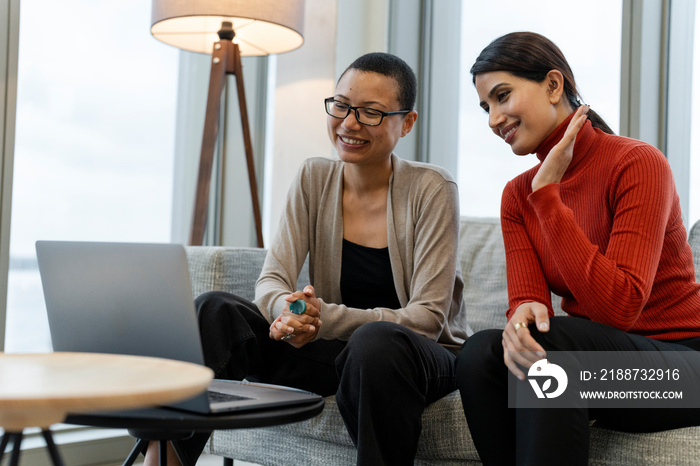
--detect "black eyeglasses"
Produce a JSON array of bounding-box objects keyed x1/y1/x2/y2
[{"x1": 324, "y1": 98, "x2": 411, "y2": 126}]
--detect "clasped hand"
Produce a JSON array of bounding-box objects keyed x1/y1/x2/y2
[
  {"x1": 531, "y1": 104, "x2": 589, "y2": 192},
  {"x1": 269, "y1": 285, "x2": 322, "y2": 348},
  {"x1": 502, "y1": 301, "x2": 551, "y2": 380}
]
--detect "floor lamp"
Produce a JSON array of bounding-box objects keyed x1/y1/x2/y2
[{"x1": 150, "y1": 0, "x2": 306, "y2": 247}]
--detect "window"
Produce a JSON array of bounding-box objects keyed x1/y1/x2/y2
[
  {"x1": 5, "y1": 0, "x2": 178, "y2": 352},
  {"x1": 689, "y1": 5, "x2": 700, "y2": 228},
  {"x1": 458, "y1": 0, "x2": 623, "y2": 217}
]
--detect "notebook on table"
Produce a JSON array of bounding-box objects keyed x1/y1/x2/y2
[{"x1": 35, "y1": 240, "x2": 322, "y2": 414}]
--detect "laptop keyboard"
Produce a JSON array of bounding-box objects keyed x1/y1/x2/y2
[{"x1": 207, "y1": 390, "x2": 253, "y2": 404}]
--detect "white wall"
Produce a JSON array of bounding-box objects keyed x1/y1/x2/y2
[{"x1": 263, "y1": 0, "x2": 339, "y2": 242}]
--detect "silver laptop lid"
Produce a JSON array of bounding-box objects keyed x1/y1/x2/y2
[{"x1": 35, "y1": 241, "x2": 205, "y2": 366}]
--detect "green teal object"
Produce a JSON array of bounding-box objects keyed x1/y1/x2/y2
[{"x1": 289, "y1": 300, "x2": 307, "y2": 314}]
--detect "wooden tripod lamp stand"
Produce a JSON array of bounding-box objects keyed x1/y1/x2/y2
[{"x1": 150, "y1": 0, "x2": 306, "y2": 247}]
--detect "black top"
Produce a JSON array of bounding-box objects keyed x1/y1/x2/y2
[{"x1": 340, "y1": 239, "x2": 401, "y2": 310}]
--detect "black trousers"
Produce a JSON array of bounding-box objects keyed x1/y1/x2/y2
[
  {"x1": 455, "y1": 316, "x2": 700, "y2": 466},
  {"x1": 177, "y1": 291, "x2": 457, "y2": 466}
]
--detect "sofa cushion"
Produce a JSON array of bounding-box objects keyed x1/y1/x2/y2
[
  {"x1": 186, "y1": 247, "x2": 266, "y2": 301},
  {"x1": 588, "y1": 425, "x2": 700, "y2": 465},
  {"x1": 458, "y1": 217, "x2": 564, "y2": 332},
  {"x1": 186, "y1": 246, "x2": 310, "y2": 301},
  {"x1": 689, "y1": 221, "x2": 700, "y2": 282},
  {"x1": 458, "y1": 217, "x2": 509, "y2": 332},
  {"x1": 207, "y1": 391, "x2": 481, "y2": 465}
]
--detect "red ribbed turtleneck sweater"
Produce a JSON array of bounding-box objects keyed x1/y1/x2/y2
[{"x1": 501, "y1": 114, "x2": 700, "y2": 340}]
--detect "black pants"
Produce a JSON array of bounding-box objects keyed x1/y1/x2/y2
[
  {"x1": 455, "y1": 316, "x2": 700, "y2": 466},
  {"x1": 177, "y1": 291, "x2": 458, "y2": 466}
]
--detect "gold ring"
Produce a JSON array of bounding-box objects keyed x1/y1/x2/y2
[{"x1": 513, "y1": 322, "x2": 528, "y2": 331}]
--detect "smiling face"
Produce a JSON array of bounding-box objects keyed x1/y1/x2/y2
[
  {"x1": 327, "y1": 69, "x2": 416, "y2": 167},
  {"x1": 475, "y1": 70, "x2": 569, "y2": 155}
]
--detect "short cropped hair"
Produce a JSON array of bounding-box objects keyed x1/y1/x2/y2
[{"x1": 339, "y1": 52, "x2": 417, "y2": 111}]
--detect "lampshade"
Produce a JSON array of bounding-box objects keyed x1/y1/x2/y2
[{"x1": 151, "y1": 0, "x2": 305, "y2": 56}]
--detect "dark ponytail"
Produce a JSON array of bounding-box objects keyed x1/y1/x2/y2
[{"x1": 471, "y1": 32, "x2": 614, "y2": 135}]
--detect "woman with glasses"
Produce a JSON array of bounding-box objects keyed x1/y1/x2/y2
[
  {"x1": 455, "y1": 32, "x2": 700, "y2": 465},
  {"x1": 146, "y1": 52, "x2": 468, "y2": 466}
]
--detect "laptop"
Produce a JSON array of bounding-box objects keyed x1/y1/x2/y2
[{"x1": 35, "y1": 240, "x2": 322, "y2": 414}]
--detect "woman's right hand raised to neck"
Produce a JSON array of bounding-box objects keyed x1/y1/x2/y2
[{"x1": 531, "y1": 105, "x2": 589, "y2": 193}]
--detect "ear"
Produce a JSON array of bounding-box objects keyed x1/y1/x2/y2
[
  {"x1": 401, "y1": 110, "x2": 418, "y2": 137},
  {"x1": 545, "y1": 70, "x2": 565, "y2": 105}
]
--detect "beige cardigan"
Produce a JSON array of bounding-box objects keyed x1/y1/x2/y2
[{"x1": 254, "y1": 155, "x2": 470, "y2": 350}]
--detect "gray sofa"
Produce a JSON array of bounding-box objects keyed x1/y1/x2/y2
[{"x1": 185, "y1": 216, "x2": 700, "y2": 465}]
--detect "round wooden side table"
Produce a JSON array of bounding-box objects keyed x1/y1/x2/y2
[{"x1": 0, "y1": 352, "x2": 213, "y2": 466}]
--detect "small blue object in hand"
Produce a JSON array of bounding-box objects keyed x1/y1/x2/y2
[{"x1": 289, "y1": 300, "x2": 307, "y2": 315}]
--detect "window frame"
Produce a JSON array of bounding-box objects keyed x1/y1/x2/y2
[
  {"x1": 0, "y1": 0, "x2": 18, "y2": 352},
  {"x1": 665, "y1": 0, "x2": 696, "y2": 226}
]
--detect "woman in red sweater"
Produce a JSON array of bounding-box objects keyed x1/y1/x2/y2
[{"x1": 456, "y1": 31, "x2": 700, "y2": 465}]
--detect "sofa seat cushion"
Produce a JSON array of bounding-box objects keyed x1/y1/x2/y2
[
  {"x1": 207, "y1": 397, "x2": 700, "y2": 465},
  {"x1": 588, "y1": 425, "x2": 700, "y2": 465},
  {"x1": 207, "y1": 391, "x2": 481, "y2": 465}
]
